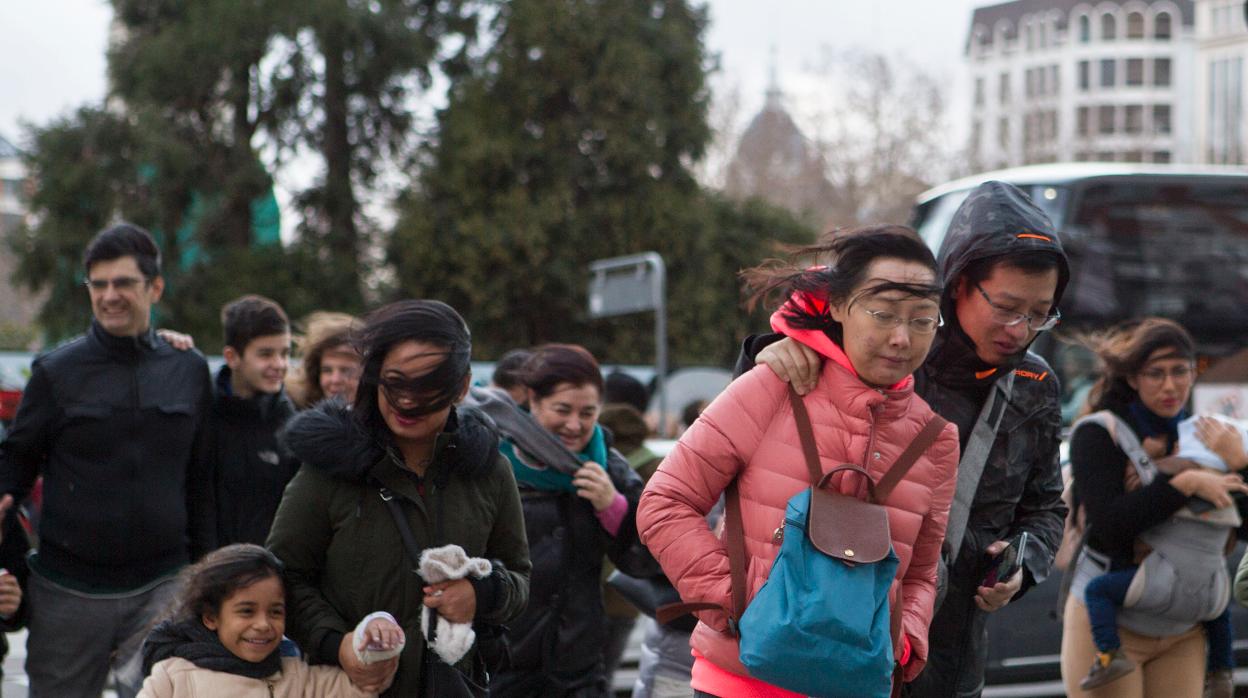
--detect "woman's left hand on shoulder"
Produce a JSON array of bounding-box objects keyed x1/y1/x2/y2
[
  {"x1": 424, "y1": 578, "x2": 476, "y2": 623},
  {"x1": 573, "y1": 462, "x2": 619, "y2": 512}
]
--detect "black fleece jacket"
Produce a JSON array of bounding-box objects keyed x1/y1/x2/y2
[
  {"x1": 0, "y1": 321, "x2": 214, "y2": 590},
  {"x1": 209, "y1": 366, "x2": 298, "y2": 547}
]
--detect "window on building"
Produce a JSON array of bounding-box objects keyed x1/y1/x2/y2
[
  {"x1": 1126, "y1": 58, "x2": 1144, "y2": 86},
  {"x1": 1079, "y1": 60, "x2": 1091, "y2": 90},
  {"x1": 1153, "y1": 104, "x2": 1171, "y2": 134},
  {"x1": 1123, "y1": 151, "x2": 1144, "y2": 162},
  {"x1": 1155, "y1": 12, "x2": 1171, "y2": 40},
  {"x1": 1125, "y1": 104, "x2": 1144, "y2": 133},
  {"x1": 1096, "y1": 151, "x2": 1116, "y2": 161},
  {"x1": 1038, "y1": 21, "x2": 1048, "y2": 49},
  {"x1": 1101, "y1": 59, "x2": 1117, "y2": 88},
  {"x1": 1025, "y1": 24, "x2": 1034, "y2": 51},
  {"x1": 1153, "y1": 150, "x2": 1171, "y2": 163},
  {"x1": 999, "y1": 117, "x2": 1010, "y2": 149},
  {"x1": 1037, "y1": 67, "x2": 1047, "y2": 96},
  {"x1": 1126, "y1": 12, "x2": 1145, "y2": 39},
  {"x1": 1000, "y1": 72, "x2": 1011, "y2": 104},
  {"x1": 1207, "y1": 57, "x2": 1245, "y2": 164},
  {"x1": 1154, "y1": 58, "x2": 1171, "y2": 87},
  {"x1": 974, "y1": 77, "x2": 985, "y2": 106},
  {"x1": 970, "y1": 120, "x2": 982, "y2": 152},
  {"x1": 1079, "y1": 14, "x2": 1091, "y2": 43},
  {"x1": 1099, "y1": 105, "x2": 1116, "y2": 134},
  {"x1": 1077, "y1": 106, "x2": 1091, "y2": 136},
  {"x1": 1051, "y1": 65, "x2": 1060, "y2": 94},
  {"x1": 1102, "y1": 12, "x2": 1117, "y2": 41}
]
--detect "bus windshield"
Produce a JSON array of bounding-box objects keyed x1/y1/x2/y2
[{"x1": 1060, "y1": 180, "x2": 1248, "y2": 357}]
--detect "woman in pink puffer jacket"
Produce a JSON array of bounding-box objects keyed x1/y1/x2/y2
[{"x1": 637, "y1": 225, "x2": 960, "y2": 697}]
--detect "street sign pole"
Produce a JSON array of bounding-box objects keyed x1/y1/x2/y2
[{"x1": 588, "y1": 252, "x2": 668, "y2": 434}]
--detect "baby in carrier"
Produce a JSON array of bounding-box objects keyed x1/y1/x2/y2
[{"x1": 1081, "y1": 415, "x2": 1244, "y2": 693}]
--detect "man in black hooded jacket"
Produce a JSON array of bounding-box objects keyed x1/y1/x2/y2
[{"x1": 739, "y1": 181, "x2": 1069, "y2": 697}]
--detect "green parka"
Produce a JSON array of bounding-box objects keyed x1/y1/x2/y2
[{"x1": 268, "y1": 401, "x2": 530, "y2": 697}]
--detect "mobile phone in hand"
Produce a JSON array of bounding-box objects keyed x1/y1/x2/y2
[{"x1": 982, "y1": 532, "x2": 1029, "y2": 587}]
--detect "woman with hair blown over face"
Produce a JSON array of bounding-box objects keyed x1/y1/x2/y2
[{"x1": 267, "y1": 300, "x2": 531, "y2": 696}]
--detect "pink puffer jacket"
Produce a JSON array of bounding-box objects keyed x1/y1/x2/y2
[{"x1": 637, "y1": 359, "x2": 959, "y2": 683}]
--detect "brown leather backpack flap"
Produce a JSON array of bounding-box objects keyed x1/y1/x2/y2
[{"x1": 808, "y1": 487, "x2": 891, "y2": 564}]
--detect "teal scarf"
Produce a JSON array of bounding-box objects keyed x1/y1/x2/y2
[{"x1": 502, "y1": 424, "x2": 608, "y2": 492}]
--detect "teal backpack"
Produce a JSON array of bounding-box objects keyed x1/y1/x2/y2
[{"x1": 662, "y1": 387, "x2": 946, "y2": 698}]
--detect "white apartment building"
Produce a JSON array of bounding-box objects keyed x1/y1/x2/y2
[
  {"x1": 1194, "y1": 0, "x2": 1248, "y2": 163},
  {"x1": 966, "y1": 0, "x2": 1195, "y2": 168}
]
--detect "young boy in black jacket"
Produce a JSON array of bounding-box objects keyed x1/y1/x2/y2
[{"x1": 211, "y1": 295, "x2": 299, "y2": 547}]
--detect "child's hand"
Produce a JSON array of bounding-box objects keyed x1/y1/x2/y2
[
  {"x1": 0, "y1": 569, "x2": 19, "y2": 618},
  {"x1": 360, "y1": 616, "x2": 405, "y2": 652}
]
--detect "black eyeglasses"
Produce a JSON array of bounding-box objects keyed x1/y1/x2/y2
[
  {"x1": 84, "y1": 276, "x2": 147, "y2": 292},
  {"x1": 973, "y1": 282, "x2": 1060, "y2": 332}
]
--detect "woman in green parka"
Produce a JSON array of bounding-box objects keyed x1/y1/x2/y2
[{"x1": 267, "y1": 300, "x2": 531, "y2": 696}]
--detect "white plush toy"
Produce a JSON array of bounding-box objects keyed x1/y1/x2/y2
[{"x1": 419, "y1": 544, "x2": 494, "y2": 665}]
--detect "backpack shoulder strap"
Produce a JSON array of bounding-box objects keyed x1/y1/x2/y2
[
  {"x1": 1072, "y1": 411, "x2": 1157, "y2": 485},
  {"x1": 874, "y1": 416, "x2": 949, "y2": 504},
  {"x1": 944, "y1": 371, "x2": 1015, "y2": 561}
]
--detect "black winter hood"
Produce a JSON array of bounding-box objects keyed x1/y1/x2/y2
[
  {"x1": 281, "y1": 398, "x2": 500, "y2": 483},
  {"x1": 926, "y1": 180, "x2": 1071, "y2": 381},
  {"x1": 937, "y1": 180, "x2": 1070, "y2": 312}
]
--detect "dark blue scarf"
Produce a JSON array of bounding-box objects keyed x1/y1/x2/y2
[{"x1": 1127, "y1": 399, "x2": 1186, "y2": 450}]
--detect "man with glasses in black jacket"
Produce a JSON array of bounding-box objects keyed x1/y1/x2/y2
[{"x1": 0, "y1": 223, "x2": 213, "y2": 698}]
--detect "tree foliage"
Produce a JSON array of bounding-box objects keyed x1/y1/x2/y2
[
  {"x1": 10, "y1": 0, "x2": 484, "y2": 349},
  {"x1": 391, "y1": 0, "x2": 811, "y2": 365}
]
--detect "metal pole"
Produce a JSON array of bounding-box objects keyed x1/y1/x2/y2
[{"x1": 652, "y1": 255, "x2": 668, "y2": 436}]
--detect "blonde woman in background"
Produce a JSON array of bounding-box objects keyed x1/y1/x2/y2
[{"x1": 286, "y1": 312, "x2": 363, "y2": 408}]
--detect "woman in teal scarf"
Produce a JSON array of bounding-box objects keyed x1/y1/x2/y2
[{"x1": 491, "y1": 344, "x2": 657, "y2": 698}]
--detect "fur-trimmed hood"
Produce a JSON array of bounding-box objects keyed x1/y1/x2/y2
[{"x1": 281, "y1": 399, "x2": 500, "y2": 483}]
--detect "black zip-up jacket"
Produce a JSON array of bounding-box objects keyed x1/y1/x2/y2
[
  {"x1": 0, "y1": 321, "x2": 213, "y2": 590},
  {"x1": 491, "y1": 430, "x2": 659, "y2": 697},
  {"x1": 739, "y1": 181, "x2": 1070, "y2": 697},
  {"x1": 209, "y1": 365, "x2": 298, "y2": 547}
]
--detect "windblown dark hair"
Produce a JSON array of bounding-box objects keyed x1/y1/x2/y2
[
  {"x1": 492, "y1": 349, "x2": 533, "y2": 391},
  {"x1": 160, "y1": 544, "x2": 286, "y2": 625},
  {"x1": 352, "y1": 300, "x2": 472, "y2": 436},
  {"x1": 522, "y1": 344, "x2": 604, "y2": 401},
  {"x1": 742, "y1": 225, "x2": 942, "y2": 344},
  {"x1": 1081, "y1": 317, "x2": 1196, "y2": 414},
  {"x1": 83, "y1": 222, "x2": 162, "y2": 279}
]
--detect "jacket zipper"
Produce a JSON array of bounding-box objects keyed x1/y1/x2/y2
[
  {"x1": 267, "y1": 681, "x2": 275, "y2": 697},
  {"x1": 861, "y1": 401, "x2": 883, "y2": 472}
]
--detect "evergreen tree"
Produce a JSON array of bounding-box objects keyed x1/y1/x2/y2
[
  {"x1": 9, "y1": 0, "x2": 483, "y2": 347},
  {"x1": 391, "y1": 0, "x2": 809, "y2": 365}
]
